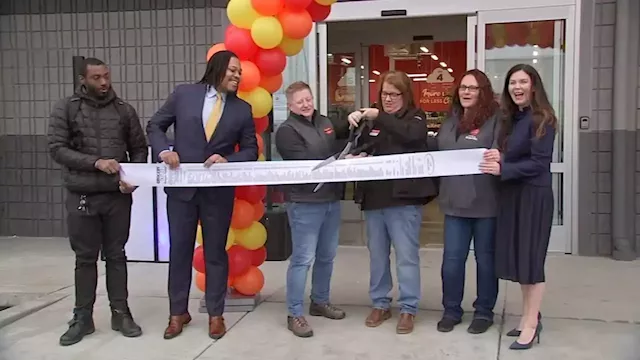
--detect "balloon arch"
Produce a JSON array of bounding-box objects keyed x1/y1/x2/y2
[{"x1": 192, "y1": 0, "x2": 337, "y2": 297}]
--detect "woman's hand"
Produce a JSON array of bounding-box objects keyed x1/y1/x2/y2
[
  {"x1": 360, "y1": 108, "x2": 379, "y2": 120},
  {"x1": 345, "y1": 152, "x2": 367, "y2": 159},
  {"x1": 479, "y1": 160, "x2": 501, "y2": 175},
  {"x1": 483, "y1": 149, "x2": 501, "y2": 162},
  {"x1": 347, "y1": 110, "x2": 364, "y2": 128}
]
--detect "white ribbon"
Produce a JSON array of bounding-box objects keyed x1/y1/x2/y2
[{"x1": 119, "y1": 148, "x2": 486, "y2": 187}]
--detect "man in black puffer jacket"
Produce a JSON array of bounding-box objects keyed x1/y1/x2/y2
[{"x1": 47, "y1": 57, "x2": 148, "y2": 346}]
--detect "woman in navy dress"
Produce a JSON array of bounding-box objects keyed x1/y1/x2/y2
[{"x1": 479, "y1": 64, "x2": 556, "y2": 351}]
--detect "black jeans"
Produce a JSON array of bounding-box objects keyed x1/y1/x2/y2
[{"x1": 66, "y1": 191, "x2": 132, "y2": 312}]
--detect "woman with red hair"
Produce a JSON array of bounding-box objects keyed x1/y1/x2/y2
[{"x1": 435, "y1": 69, "x2": 501, "y2": 335}]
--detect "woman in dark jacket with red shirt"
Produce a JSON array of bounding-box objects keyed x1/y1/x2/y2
[
  {"x1": 480, "y1": 64, "x2": 556, "y2": 351},
  {"x1": 346, "y1": 71, "x2": 437, "y2": 335}
]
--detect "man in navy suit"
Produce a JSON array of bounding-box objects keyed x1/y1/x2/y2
[{"x1": 146, "y1": 50, "x2": 258, "y2": 340}]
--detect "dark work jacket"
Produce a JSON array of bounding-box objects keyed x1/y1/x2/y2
[
  {"x1": 436, "y1": 112, "x2": 501, "y2": 218},
  {"x1": 274, "y1": 111, "x2": 350, "y2": 202},
  {"x1": 350, "y1": 107, "x2": 438, "y2": 211},
  {"x1": 500, "y1": 107, "x2": 555, "y2": 187}
]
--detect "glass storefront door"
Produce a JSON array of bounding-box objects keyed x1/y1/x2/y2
[{"x1": 475, "y1": 6, "x2": 575, "y2": 252}]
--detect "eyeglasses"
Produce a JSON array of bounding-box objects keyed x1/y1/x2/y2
[
  {"x1": 459, "y1": 85, "x2": 480, "y2": 92},
  {"x1": 381, "y1": 92, "x2": 402, "y2": 100}
]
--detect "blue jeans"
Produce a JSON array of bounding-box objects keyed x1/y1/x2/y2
[
  {"x1": 441, "y1": 215, "x2": 498, "y2": 321},
  {"x1": 364, "y1": 205, "x2": 422, "y2": 315},
  {"x1": 285, "y1": 201, "x2": 341, "y2": 317}
]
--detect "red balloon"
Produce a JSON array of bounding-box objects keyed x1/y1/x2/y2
[
  {"x1": 227, "y1": 245, "x2": 252, "y2": 277},
  {"x1": 250, "y1": 246, "x2": 267, "y2": 267},
  {"x1": 306, "y1": 1, "x2": 331, "y2": 22},
  {"x1": 256, "y1": 133, "x2": 265, "y2": 154},
  {"x1": 278, "y1": 9, "x2": 313, "y2": 39},
  {"x1": 233, "y1": 266, "x2": 265, "y2": 296},
  {"x1": 231, "y1": 199, "x2": 255, "y2": 229},
  {"x1": 254, "y1": 116, "x2": 269, "y2": 133},
  {"x1": 224, "y1": 26, "x2": 258, "y2": 61},
  {"x1": 284, "y1": 0, "x2": 312, "y2": 11},
  {"x1": 193, "y1": 246, "x2": 205, "y2": 273},
  {"x1": 236, "y1": 185, "x2": 267, "y2": 203},
  {"x1": 253, "y1": 48, "x2": 287, "y2": 77}
]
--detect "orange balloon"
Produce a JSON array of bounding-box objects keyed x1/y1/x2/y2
[
  {"x1": 195, "y1": 271, "x2": 206, "y2": 292},
  {"x1": 207, "y1": 43, "x2": 226, "y2": 61},
  {"x1": 251, "y1": 0, "x2": 284, "y2": 16},
  {"x1": 239, "y1": 60, "x2": 261, "y2": 92},
  {"x1": 277, "y1": 9, "x2": 312, "y2": 39},
  {"x1": 253, "y1": 201, "x2": 265, "y2": 221},
  {"x1": 233, "y1": 266, "x2": 265, "y2": 296},
  {"x1": 259, "y1": 73, "x2": 283, "y2": 93},
  {"x1": 256, "y1": 133, "x2": 264, "y2": 154},
  {"x1": 231, "y1": 199, "x2": 255, "y2": 229}
]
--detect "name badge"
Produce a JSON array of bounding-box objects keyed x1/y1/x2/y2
[
  {"x1": 369, "y1": 129, "x2": 380, "y2": 136},
  {"x1": 465, "y1": 128, "x2": 479, "y2": 141}
]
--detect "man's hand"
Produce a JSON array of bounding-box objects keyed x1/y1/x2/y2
[
  {"x1": 95, "y1": 159, "x2": 121, "y2": 174},
  {"x1": 479, "y1": 160, "x2": 501, "y2": 176},
  {"x1": 160, "y1": 151, "x2": 180, "y2": 169},
  {"x1": 119, "y1": 180, "x2": 137, "y2": 194},
  {"x1": 204, "y1": 154, "x2": 227, "y2": 168}
]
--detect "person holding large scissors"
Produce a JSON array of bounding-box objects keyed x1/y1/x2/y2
[
  {"x1": 342, "y1": 71, "x2": 438, "y2": 335},
  {"x1": 274, "y1": 81, "x2": 352, "y2": 338}
]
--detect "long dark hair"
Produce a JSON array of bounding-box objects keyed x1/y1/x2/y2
[
  {"x1": 497, "y1": 64, "x2": 557, "y2": 150},
  {"x1": 198, "y1": 50, "x2": 237, "y2": 89},
  {"x1": 449, "y1": 69, "x2": 499, "y2": 133}
]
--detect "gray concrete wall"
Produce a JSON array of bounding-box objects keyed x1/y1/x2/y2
[
  {"x1": 0, "y1": 0, "x2": 227, "y2": 236},
  {"x1": 577, "y1": 0, "x2": 639, "y2": 258}
]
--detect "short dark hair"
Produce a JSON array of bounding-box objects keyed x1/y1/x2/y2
[
  {"x1": 285, "y1": 81, "x2": 312, "y2": 101},
  {"x1": 81, "y1": 57, "x2": 106, "y2": 76},
  {"x1": 198, "y1": 50, "x2": 238, "y2": 88}
]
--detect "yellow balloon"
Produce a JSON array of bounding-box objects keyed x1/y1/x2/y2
[
  {"x1": 258, "y1": 153, "x2": 265, "y2": 161},
  {"x1": 196, "y1": 224, "x2": 203, "y2": 245},
  {"x1": 226, "y1": 229, "x2": 235, "y2": 251},
  {"x1": 314, "y1": 0, "x2": 336, "y2": 4},
  {"x1": 238, "y1": 87, "x2": 273, "y2": 118},
  {"x1": 227, "y1": 0, "x2": 260, "y2": 29},
  {"x1": 279, "y1": 36, "x2": 304, "y2": 56},
  {"x1": 235, "y1": 221, "x2": 267, "y2": 250},
  {"x1": 251, "y1": 16, "x2": 283, "y2": 49}
]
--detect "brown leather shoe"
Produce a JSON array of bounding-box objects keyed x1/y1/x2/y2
[
  {"x1": 163, "y1": 313, "x2": 192, "y2": 340},
  {"x1": 209, "y1": 316, "x2": 226, "y2": 340},
  {"x1": 365, "y1": 308, "x2": 392, "y2": 327},
  {"x1": 396, "y1": 313, "x2": 414, "y2": 334}
]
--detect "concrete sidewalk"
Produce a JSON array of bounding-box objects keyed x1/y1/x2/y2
[{"x1": 0, "y1": 237, "x2": 638, "y2": 360}]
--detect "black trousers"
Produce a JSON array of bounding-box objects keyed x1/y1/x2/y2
[
  {"x1": 66, "y1": 191, "x2": 132, "y2": 312},
  {"x1": 167, "y1": 189, "x2": 233, "y2": 317}
]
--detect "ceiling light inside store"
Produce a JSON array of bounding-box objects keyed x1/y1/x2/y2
[
  {"x1": 407, "y1": 73, "x2": 427, "y2": 78},
  {"x1": 532, "y1": 59, "x2": 538, "y2": 64},
  {"x1": 361, "y1": 65, "x2": 365, "y2": 69},
  {"x1": 413, "y1": 77, "x2": 428, "y2": 82},
  {"x1": 447, "y1": 68, "x2": 453, "y2": 73},
  {"x1": 372, "y1": 70, "x2": 380, "y2": 75},
  {"x1": 420, "y1": 46, "x2": 429, "y2": 53},
  {"x1": 341, "y1": 58, "x2": 351, "y2": 64},
  {"x1": 369, "y1": 79, "x2": 375, "y2": 83},
  {"x1": 439, "y1": 62, "x2": 447, "y2": 67},
  {"x1": 431, "y1": 54, "x2": 438, "y2": 60},
  {"x1": 533, "y1": 50, "x2": 539, "y2": 56}
]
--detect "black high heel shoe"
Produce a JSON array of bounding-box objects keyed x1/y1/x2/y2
[
  {"x1": 509, "y1": 323, "x2": 542, "y2": 350},
  {"x1": 505, "y1": 312, "x2": 541, "y2": 337}
]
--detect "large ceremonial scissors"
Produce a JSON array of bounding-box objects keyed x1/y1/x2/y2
[{"x1": 310, "y1": 123, "x2": 366, "y2": 192}]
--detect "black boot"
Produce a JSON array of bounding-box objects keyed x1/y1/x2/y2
[
  {"x1": 59, "y1": 309, "x2": 95, "y2": 346},
  {"x1": 111, "y1": 308, "x2": 143, "y2": 337}
]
